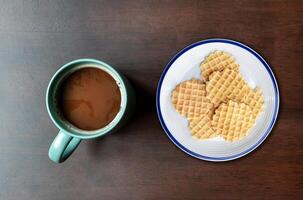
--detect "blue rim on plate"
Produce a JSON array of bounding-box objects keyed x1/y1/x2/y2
[{"x1": 156, "y1": 38, "x2": 280, "y2": 162}]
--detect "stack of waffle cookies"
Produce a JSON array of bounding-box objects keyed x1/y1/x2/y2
[{"x1": 171, "y1": 51, "x2": 264, "y2": 142}]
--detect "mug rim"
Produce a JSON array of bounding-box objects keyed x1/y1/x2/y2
[{"x1": 46, "y1": 58, "x2": 128, "y2": 139}]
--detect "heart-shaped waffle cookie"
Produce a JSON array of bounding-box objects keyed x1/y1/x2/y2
[{"x1": 171, "y1": 79, "x2": 214, "y2": 120}]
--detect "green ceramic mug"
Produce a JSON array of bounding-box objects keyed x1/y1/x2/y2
[{"x1": 46, "y1": 59, "x2": 135, "y2": 163}]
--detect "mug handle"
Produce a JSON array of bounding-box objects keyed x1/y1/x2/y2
[{"x1": 48, "y1": 131, "x2": 81, "y2": 163}]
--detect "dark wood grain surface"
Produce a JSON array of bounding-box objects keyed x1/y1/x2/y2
[{"x1": 0, "y1": 0, "x2": 302, "y2": 199}]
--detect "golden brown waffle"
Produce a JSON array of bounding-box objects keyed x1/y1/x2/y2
[
  {"x1": 242, "y1": 87, "x2": 264, "y2": 119},
  {"x1": 206, "y1": 69, "x2": 249, "y2": 107},
  {"x1": 200, "y1": 50, "x2": 239, "y2": 80},
  {"x1": 208, "y1": 71, "x2": 219, "y2": 80},
  {"x1": 189, "y1": 115, "x2": 217, "y2": 139},
  {"x1": 171, "y1": 79, "x2": 214, "y2": 120},
  {"x1": 170, "y1": 50, "x2": 264, "y2": 142},
  {"x1": 212, "y1": 101, "x2": 254, "y2": 142},
  {"x1": 228, "y1": 79, "x2": 251, "y2": 103}
]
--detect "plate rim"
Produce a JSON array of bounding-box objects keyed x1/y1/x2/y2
[{"x1": 156, "y1": 38, "x2": 280, "y2": 162}]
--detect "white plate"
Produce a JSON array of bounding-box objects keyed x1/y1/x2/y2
[{"x1": 156, "y1": 39, "x2": 279, "y2": 162}]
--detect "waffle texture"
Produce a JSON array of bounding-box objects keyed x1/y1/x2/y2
[
  {"x1": 189, "y1": 115, "x2": 217, "y2": 139},
  {"x1": 171, "y1": 79, "x2": 214, "y2": 120},
  {"x1": 242, "y1": 87, "x2": 264, "y2": 119},
  {"x1": 212, "y1": 101, "x2": 254, "y2": 142},
  {"x1": 200, "y1": 50, "x2": 239, "y2": 80},
  {"x1": 206, "y1": 69, "x2": 249, "y2": 107}
]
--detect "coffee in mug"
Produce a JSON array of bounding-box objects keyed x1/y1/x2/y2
[
  {"x1": 57, "y1": 67, "x2": 121, "y2": 131},
  {"x1": 47, "y1": 59, "x2": 135, "y2": 163}
]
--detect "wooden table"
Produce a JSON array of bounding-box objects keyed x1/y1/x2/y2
[{"x1": 0, "y1": 0, "x2": 302, "y2": 199}]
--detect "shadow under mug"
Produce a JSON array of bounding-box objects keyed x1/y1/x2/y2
[{"x1": 46, "y1": 58, "x2": 135, "y2": 163}]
